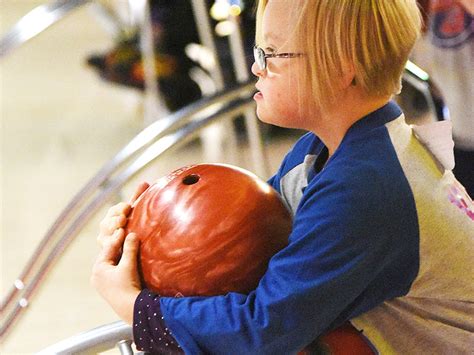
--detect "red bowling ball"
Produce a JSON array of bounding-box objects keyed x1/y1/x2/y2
[
  {"x1": 125, "y1": 163, "x2": 375, "y2": 354},
  {"x1": 125, "y1": 163, "x2": 292, "y2": 297}
]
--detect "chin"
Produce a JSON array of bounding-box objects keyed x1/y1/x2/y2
[
  {"x1": 257, "y1": 116, "x2": 287, "y2": 129},
  {"x1": 255, "y1": 109, "x2": 275, "y2": 126},
  {"x1": 255, "y1": 108, "x2": 292, "y2": 129}
]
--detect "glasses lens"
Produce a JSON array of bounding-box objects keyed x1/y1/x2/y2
[{"x1": 254, "y1": 46, "x2": 265, "y2": 70}]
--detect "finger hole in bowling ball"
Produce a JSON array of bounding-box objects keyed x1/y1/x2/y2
[{"x1": 182, "y1": 174, "x2": 200, "y2": 185}]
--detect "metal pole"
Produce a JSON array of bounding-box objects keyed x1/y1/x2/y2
[
  {"x1": 190, "y1": 0, "x2": 225, "y2": 87},
  {"x1": 130, "y1": 0, "x2": 169, "y2": 125},
  {"x1": 190, "y1": 0, "x2": 240, "y2": 164},
  {"x1": 117, "y1": 339, "x2": 135, "y2": 355}
]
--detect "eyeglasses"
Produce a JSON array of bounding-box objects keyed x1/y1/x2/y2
[{"x1": 253, "y1": 45, "x2": 304, "y2": 71}]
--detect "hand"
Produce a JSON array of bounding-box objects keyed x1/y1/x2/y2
[
  {"x1": 91, "y1": 182, "x2": 150, "y2": 324},
  {"x1": 97, "y1": 182, "x2": 150, "y2": 248},
  {"x1": 91, "y1": 231, "x2": 142, "y2": 324}
]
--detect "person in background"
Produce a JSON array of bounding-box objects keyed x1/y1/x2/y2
[
  {"x1": 415, "y1": 0, "x2": 473, "y2": 196},
  {"x1": 86, "y1": 0, "x2": 258, "y2": 112},
  {"x1": 91, "y1": 1, "x2": 474, "y2": 353}
]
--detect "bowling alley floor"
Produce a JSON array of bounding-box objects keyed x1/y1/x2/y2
[{"x1": 0, "y1": 2, "x2": 297, "y2": 353}]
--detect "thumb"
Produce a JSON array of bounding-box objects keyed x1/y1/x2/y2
[
  {"x1": 120, "y1": 233, "x2": 140, "y2": 268},
  {"x1": 130, "y1": 182, "x2": 150, "y2": 205}
]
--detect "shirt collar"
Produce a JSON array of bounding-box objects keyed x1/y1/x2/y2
[{"x1": 345, "y1": 100, "x2": 402, "y2": 137}]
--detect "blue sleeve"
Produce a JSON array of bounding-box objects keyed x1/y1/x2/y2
[{"x1": 159, "y1": 165, "x2": 419, "y2": 354}]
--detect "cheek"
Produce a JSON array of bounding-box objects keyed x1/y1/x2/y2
[
  {"x1": 275, "y1": 81, "x2": 304, "y2": 114},
  {"x1": 255, "y1": 65, "x2": 310, "y2": 127},
  {"x1": 256, "y1": 85, "x2": 305, "y2": 127}
]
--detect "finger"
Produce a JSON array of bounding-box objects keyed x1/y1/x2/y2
[
  {"x1": 130, "y1": 182, "x2": 150, "y2": 205},
  {"x1": 97, "y1": 227, "x2": 122, "y2": 246},
  {"x1": 119, "y1": 233, "x2": 140, "y2": 268},
  {"x1": 98, "y1": 229, "x2": 126, "y2": 264},
  {"x1": 106, "y1": 202, "x2": 132, "y2": 218},
  {"x1": 99, "y1": 214, "x2": 128, "y2": 236},
  {"x1": 110, "y1": 215, "x2": 127, "y2": 230}
]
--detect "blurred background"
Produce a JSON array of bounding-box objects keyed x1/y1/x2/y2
[
  {"x1": 0, "y1": 0, "x2": 471, "y2": 354},
  {"x1": 0, "y1": 1, "x2": 294, "y2": 353}
]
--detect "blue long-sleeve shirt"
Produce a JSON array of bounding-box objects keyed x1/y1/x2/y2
[{"x1": 134, "y1": 101, "x2": 474, "y2": 354}]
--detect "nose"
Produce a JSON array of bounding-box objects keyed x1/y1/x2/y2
[{"x1": 251, "y1": 61, "x2": 264, "y2": 77}]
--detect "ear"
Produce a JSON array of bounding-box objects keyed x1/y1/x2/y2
[{"x1": 340, "y1": 61, "x2": 356, "y2": 90}]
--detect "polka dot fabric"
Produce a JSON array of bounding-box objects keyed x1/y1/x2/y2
[{"x1": 133, "y1": 289, "x2": 183, "y2": 354}]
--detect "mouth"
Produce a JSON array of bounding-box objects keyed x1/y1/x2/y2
[
  {"x1": 253, "y1": 91, "x2": 263, "y2": 100},
  {"x1": 254, "y1": 86, "x2": 263, "y2": 100}
]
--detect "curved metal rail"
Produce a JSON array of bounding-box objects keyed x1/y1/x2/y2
[
  {"x1": 0, "y1": 0, "x2": 92, "y2": 57},
  {"x1": 403, "y1": 60, "x2": 449, "y2": 121},
  {"x1": 0, "y1": 0, "x2": 265, "y2": 342},
  {"x1": 0, "y1": 83, "x2": 256, "y2": 338},
  {"x1": 36, "y1": 321, "x2": 133, "y2": 354},
  {"x1": 0, "y1": 81, "x2": 254, "y2": 312}
]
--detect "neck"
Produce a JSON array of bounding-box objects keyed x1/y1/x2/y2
[{"x1": 309, "y1": 92, "x2": 391, "y2": 156}]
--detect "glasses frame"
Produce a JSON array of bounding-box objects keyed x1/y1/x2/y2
[{"x1": 253, "y1": 45, "x2": 304, "y2": 71}]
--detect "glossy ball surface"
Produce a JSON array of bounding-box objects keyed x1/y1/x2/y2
[{"x1": 125, "y1": 163, "x2": 292, "y2": 297}]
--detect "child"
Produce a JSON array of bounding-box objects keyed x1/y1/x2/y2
[{"x1": 91, "y1": 1, "x2": 474, "y2": 353}]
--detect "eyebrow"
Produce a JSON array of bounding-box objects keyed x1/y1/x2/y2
[{"x1": 263, "y1": 32, "x2": 282, "y2": 44}]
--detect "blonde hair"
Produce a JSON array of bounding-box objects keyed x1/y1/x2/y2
[{"x1": 256, "y1": 0, "x2": 422, "y2": 107}]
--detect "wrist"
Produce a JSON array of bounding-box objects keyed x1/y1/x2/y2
[{"x1": 111, "y1": 289, "x2": 141, "y2": 325}]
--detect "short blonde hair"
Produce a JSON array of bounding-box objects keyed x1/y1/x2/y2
[{"x1": 256, "y1": 0, "x2": 422, "y2": 107}]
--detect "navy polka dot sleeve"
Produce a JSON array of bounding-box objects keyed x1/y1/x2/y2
[{"x1": 133, "y1": 289, "x2": 183, "y2": 354}]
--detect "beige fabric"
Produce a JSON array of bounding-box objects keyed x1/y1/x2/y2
[{"x1": 352, "y1": 116, "x2": 474, "y2": 354}]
